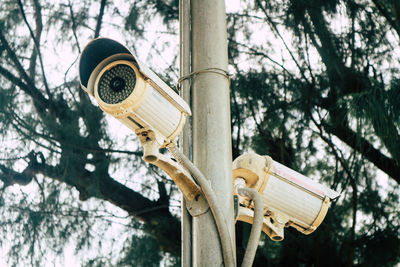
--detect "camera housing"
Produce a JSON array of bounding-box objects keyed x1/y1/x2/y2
[
  {"x1": 79, "y1": 38, "x2": 191, "y2": 147},
  {"x1": 233, "y1": 153, "x2": 340, "y2": 241}
]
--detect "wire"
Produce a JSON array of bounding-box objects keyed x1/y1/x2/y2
[
  {"x1": 168, "y1": 144, "x2": 236, "y2": 267},
  {"x1": 235, "y1": 178, "x2": 264, "y2": 267},
  {"x1": 176, "y1": 67, "x2": 232, "y2": 90}
]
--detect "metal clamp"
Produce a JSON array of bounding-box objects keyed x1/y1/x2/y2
[
  {"x1": 237, "y1": 206, "x2": 288, "y2": 241},
  {"x1": 137, "y1": 129, "x2": 208, "y2": 216}
]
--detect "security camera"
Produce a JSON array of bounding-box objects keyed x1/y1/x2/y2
[
  {"x1": 78, "y1": 38, "x2": 191, "y2": 147},
  {"x1": 78, "y1": 38, "x2": 203, "y2": 203},
  {"x1": 232, "y1": 153, "x2": 340, "y2": 241}
]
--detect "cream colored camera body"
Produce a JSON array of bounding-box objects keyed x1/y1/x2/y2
[
  {"x1": 79, "y1": 38, "x2": 191, "y2": 147},
  {"x1": 233, "y1": 153, "x2": 340, "y2": 241}
]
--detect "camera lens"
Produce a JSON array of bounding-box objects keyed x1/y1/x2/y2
[
  {"x1": 98, "y1": 64, "x2": 136, "y2": 104},
  {"x1": 110, "y1": 77, "x2": 125, "y2": 92}
]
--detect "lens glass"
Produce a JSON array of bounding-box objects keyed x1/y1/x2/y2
[
  {"x1": 110, "y1": 77, "x2": 125, "y2": 92},
  {"x1": 98, "y1": 64, "x2": 136, "y2": 104}
]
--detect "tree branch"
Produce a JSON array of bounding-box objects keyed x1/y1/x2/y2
[
  {"x1": 0, "y1": 163, "x2": 33, "y2": 188},
  {"x1": 230, "y1": 38, "x2": 296, "y2": 78},
  {"x1": 67, "y1": 0, "x2": 81, "y2": 53},
  {"x1": 17, "y1": 0, "x2": 51, "y2": 99},
  {"x1": 0, "y1": 65, "x2": 49, "y2": 110},
  {"x1": 28, "y1": 0, "x2": 43, "y2": 78},
  {"x1": 255, "y1": 0, "x2": 310, "y2": 83},
  {"x1": 323, "y1": 122, "x2": 400, "y2": 184},
  {"x1": 94, "y1": 0, "x2": 107, "y2": 38},
  {"x1": 0, "y1": 153, "x2": 181, "y2": 255},
  {"x1": 372, "y1": 0, "x2": 400, "y2": 39}
]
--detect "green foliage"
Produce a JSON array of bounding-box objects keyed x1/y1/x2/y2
[
  {"x1": 125, "y1": 0, "x2": 178, "y2": 35},
  {"x1": 117, "y1": 234, "x2": 162, "y2": 267},
  {"x1": 125, "y1": 3, "x2": 145, "y2": 36},
  {"x1": 228, "y1": 0, "x2": 400, "y2": 266},
  {"x1": 358, "y1": 227, "x2": 400, "y2": 266}
]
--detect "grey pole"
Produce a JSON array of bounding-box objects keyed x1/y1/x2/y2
[
  {"x1": 179, "y1": 0, "x2": 192, "y2": 266},
  {"x1": 190, "y1": 0, "x2": 235, "y2": 266}
]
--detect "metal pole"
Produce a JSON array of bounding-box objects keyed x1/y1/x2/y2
[
  {"x1": 191, "y1": 1, "x2": 235, "y2": 266},
  {"x1": 179, "y1": 0, "x2": 192, "y2": 266}
]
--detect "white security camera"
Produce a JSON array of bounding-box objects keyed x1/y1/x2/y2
[
  {"x1": 79, "y1": 38, "x2": 191, "y2": 147},
  {"x1": 233, "y1": 153, "x2": 340, "y2": 241},
  {"x1": 78, "y1": 38, "x2": 203, "y2": 204}
]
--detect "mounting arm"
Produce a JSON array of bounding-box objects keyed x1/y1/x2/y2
[{"x1": 136, "y1": 129, "x2": 201, "y2": 202}]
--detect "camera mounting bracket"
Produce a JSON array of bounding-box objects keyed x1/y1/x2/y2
[
  {"x1": 137, "y1": 129, "x2": 208, "y2": 216},
  {"x1": 237, "y1": 206, "x2": 287, "y2": 241}
]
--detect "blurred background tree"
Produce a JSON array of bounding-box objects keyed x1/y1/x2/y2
[{"x1": 0, "y1": 0, "x2": 398, "y2": 266}]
